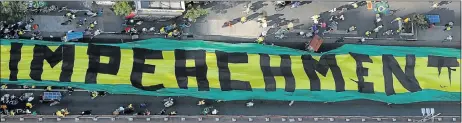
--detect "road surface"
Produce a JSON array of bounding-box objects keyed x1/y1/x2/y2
[{"x1": 1, "y1": 90, "x2": 460, "y2": 116}]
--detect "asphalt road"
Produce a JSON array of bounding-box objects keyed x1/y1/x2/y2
[{"x1": 1, "y1": 90, "x2": 460, "y2": 116}]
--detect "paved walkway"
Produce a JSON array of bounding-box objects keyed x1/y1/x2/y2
[{"x1": 16, "y1": 1, "x2": 462, "y2": 46}]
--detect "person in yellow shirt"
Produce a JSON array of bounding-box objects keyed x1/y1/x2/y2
[
  {"x1": 91, "y1": 91, "x2": 98, "y2": 99},
  {"x1": 287, "y1": 22, "x2": 294, "y2": 31},
  {"x1": 46, "y1": 86, "x2": 52, "y2": 91},
  {"x1": 26, "y1": 102, "x2": 33, "y2": 109},
  {"x1": 240, "y1": 16, "x2": 247, "y2": 23},
  {"x1": 127, "y1": 104, "x2": 133, "y2": 109},
  {"x1": 403, "y1": 18, "x2": 410, "y2": 23},
  {"x1": 18, "y1": 30, "x2": 24, "y2": 35},
  {"x1": 61, "y1": 108, "x2": 69, "y2": 115},
  {"x1": 160, "y1": 27, "x2": 166, "y2": 34},
  {"x1": 167, "y1": 32, "x2": 173, "y2": 37},
  {"x1": 365, "y1": 31, "x2": 371, "y2": 37},
  {"x1": 256, "y1": 36, "x2": 264, "y2": 44},
  {"x1": 444, "y1": 26, "x2": 451, "y2": 31},
  {"x1": 10, "y1": 110, "x2": 15, "y2": 116},
  {"x1": 56, "y1": 110, "x2": 64, "y2": 117},
  {"x1": 90, "y1": 23, "x2": 95, "y2": 29},
  {"x1": 1, "y1": 84, "x2": 7, "y2": 89}
]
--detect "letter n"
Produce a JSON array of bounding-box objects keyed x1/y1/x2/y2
[{"x1": 382, "y1": 54, "x2": 422, "y2": 95}]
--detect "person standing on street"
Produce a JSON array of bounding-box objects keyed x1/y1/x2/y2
[
  {"x1": 347, "y1": 26, "x2": 356, "y2": 33},
  {"x1": 26, "y1": 102, "x2": 33, "y2": 109},
  {"x1": 67, "y1": 86, "x2": 74, "y2": 95},
  {"x1": 365, "y1": 31, "x2": 371, "y2": 37},
  {"x1": 241, "y1": 16, "x2": 247, "y2": 23},
  {"x1": 90, "y1": 91, "x2": 98, "y2": 99}
]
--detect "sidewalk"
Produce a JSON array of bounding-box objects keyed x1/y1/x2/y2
[{"x1": 19, "y1": 1, "x2": 461, "y2": 45}]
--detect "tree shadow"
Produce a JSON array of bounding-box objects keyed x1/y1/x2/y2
[
  {"x1": 250, "y1": 1, "x2": 269, "y2": 12},
  {"x1": 266, "y1": 14, "x2": 285, "y2": 26},
  {"x1": 247, "y1": 12, "x2": 260, "y2": 21},
  {"x1": 299, "y1": 1, "x2": 313, "y2": 6},
  {"x1": 208, "y1": 1, "x2": 247, "y2": 14}
]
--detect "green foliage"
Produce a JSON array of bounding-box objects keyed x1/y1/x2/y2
[
  {"x1": 183, "y1": 5, "x2": 208, "y2": 22},
  {"x1": 411, "y1": 14, "x2": 429, "y2": 29},
  {"x1": 112, "y1": 1, "x2": 133, "y2": 16},
  {"x1": 0, "y1": 1, "x2": 28, "y2": 23}
]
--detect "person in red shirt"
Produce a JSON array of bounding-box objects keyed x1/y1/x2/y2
[{"x1": 32, "y1": 24, "x2": 39, "y2": 30}]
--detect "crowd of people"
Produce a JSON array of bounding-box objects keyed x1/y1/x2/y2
[
  {"x1": 1, "y1": 84, "x2": 303, "y2": 117},
  {"x1": 1, "y1": 92, "x2": 37, "y2": 116},
  {"x1": 122, "y1": 18, "x2": 192, "y2": 39},
  {"x1": 0, "y1": 18, "x2": 42, "y2": 40}
]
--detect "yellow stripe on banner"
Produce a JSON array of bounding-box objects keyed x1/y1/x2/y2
[
  {"x1": 269, "y1": 55, "x2": 286, "y2": 89},
  {"x1": 365, "y1": 56, "x2": 385, "y2": 93},
  {"x1": 41, "y1": 46, "x2": 62, "y2": 81},
  {"x1": 229, "y1": 54, "x2": 265, "y2": 89},
  {"x1": 0, "y1": 45, "x2": 11, "y2": 79},
  {"x1": 415, "y1": 58, "x2": 460, "y2": 92},
  {"x1": 290, "y1": 56, "x2": 309, "y2": 90},
  {"x1": 97, "y1": 49, "x2": 133, "y2": 84},
  {"x1": 144, "y1": 51, "x2": 176, "y2": 88},
  {"x1": 336, "y1": 55, "x2": 359, "y2": 91},
  {"x1": 205, "y1": 52, "x2": 220, "y2": 89},
  {"x1": 17, "y1": 46, "x2": 33, "y2": 80},
  {"x1": 70, "y1": 46, "x2": 89, "y2": 83},
  {"x1": 185, "y1": 59, "x2": 198, "y2": 88},
  {"x1": 269, "y1": 55, "x2": 281, "y2": 67},
  {"x1": 311, "y1": 56, "x2": 336, "y2": 91}
]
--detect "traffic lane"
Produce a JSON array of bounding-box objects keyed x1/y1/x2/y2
[{"x1": 2, "y1": 90, "x2": 460, "y2": 116}]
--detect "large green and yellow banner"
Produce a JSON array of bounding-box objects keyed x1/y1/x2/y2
[{"x1": 0, "y1": 39, "x2": 460, "y2": 103}]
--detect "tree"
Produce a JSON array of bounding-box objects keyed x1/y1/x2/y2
[
  {"x1": 183, "y1": 5, "x2": 208, "y2": 22},
  {"x1": 411, "y1": 14, "x2": 429, "y2": 29},
  {"x1": 0, "y1": 1, "x2": 28, "y2": 23},
  {"x1": 112, "y1": 1, "x2": 133, "y2": 16}
]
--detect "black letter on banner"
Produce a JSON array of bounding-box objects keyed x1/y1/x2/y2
[
  {"x1": 30, "y1": 45, "x2": 75, "y2": 82},
  {"x1": 259, "y1": 54, "x2": 295, "y2": 92},
  {"x1": 427, "y1": 55, "x2": 459, "y2": 85},
  {"x1": 130, "y1": 48, "x2": 165, "y2": 91},
  {"x1": 9, "y1": 43, "x2": 23, "y2": 81},
  {"x1": 85, "y1": 44, "x2": 121, "y2": 84},
  {"x1": 349, "y1": 53, "x2": 374, "y2": 93},
  {"x1": 382, "y1": 55, "x2": 422, "y2": 95},
  {"x1": 301, "y1": 54, "x2": 345, "y2": 92},
  {"x1": 174, "y1": 50, "x2": 209, "y2": 91},
  {"x1": 215, "y1": 51, "x2": 252, "y2": 91}
]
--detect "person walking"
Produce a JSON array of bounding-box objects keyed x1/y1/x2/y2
[
  {"x1": 240, "y1": 16, "x2": 247, "y2": 23},
  {"x1": 347, "y1": 26, "x2": 356, "y2": 33},
  {"x1": 365, "y1": 31, "x2": 371, "y2": 37},
  {"x1": 26, "y1": 102, "x2": 33, "y2": 109},
  {"x1": 287, "y1": 22, "x2": 294, "y2": 31},
  {"x1": 90, "y1": 91, "x2": 98, "y2": 99},
  {"x1": 67, "y1": 86, "x2": 74, "y2": 95},
  {"x1": 358, "y1": 37, "x2": 366, "y2": 44}
]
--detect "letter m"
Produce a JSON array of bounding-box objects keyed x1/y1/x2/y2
[{"x1": 30, "y1": 44, "x2": 75, "y2": 82}]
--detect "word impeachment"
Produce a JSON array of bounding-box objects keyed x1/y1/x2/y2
[{"x1": 3, "y1": 43, "x2": 460, "y2": 95}]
